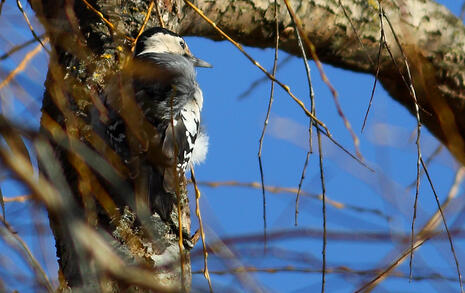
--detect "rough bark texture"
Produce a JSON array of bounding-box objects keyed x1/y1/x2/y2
[
  {"x1": 31, "y1": 0, "x2": 191, "y2": 291},
  {"x1": 29, "y1": 0, "x2": 465, "y2": 291}
]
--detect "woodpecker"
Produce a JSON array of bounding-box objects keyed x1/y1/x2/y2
[{"x1": 97, "y1": 27, "x2": 211, "y2": 222}]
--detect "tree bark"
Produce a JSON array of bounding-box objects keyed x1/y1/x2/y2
[
  {"x1": 31, "y1": 0, "x2": 192, "y2": 291},
  {"x1": 29, "y1": 0, "x2": 465, "y2": 291}
]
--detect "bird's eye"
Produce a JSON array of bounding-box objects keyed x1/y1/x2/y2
[{"x1": 179, "y1": 40, "x2": 186, "y2": 49}]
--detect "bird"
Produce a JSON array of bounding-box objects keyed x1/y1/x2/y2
[{"x1": 94, "y1": 27, "x2": 211, "y2": 224}]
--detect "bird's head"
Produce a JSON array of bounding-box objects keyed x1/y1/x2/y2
[{"x1": 134, "y1": 27, "x2": 212, "y2": 68}]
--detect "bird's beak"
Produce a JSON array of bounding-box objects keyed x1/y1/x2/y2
[{"x1": 190, "y1": 56, "x2": 213, "y2": 68}]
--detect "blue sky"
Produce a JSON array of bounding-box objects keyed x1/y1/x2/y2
[{"x1": 0, "y1": 0, "x2": 464, "y2": 292}]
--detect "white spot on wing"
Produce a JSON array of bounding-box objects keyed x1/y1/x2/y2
[{"x1": 181, "y1": 101, "x2": 200, "y2": 136}]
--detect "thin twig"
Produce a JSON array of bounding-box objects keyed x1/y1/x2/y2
[
  {"x1": 362, "y1": 5, "x2": 423, "y2": 282},
  {"x1": 337, "y1": 0, "x2": 375, "y2": 66},
  {"x1": 195, "y1": 180, "x2": 390, "y2": 221},
  {"x1": 169, "y1": 90, "x2": 185, "y2": 289},
  {"x1": 74, "y1": 223, "x2": 172, "y2": 291},
  {"x1": 461, "y1": 2, "x2": 465, "y2": 20},
  {"x1": 207, "y1": 229, "x2": 465, "y2": 248},
  {"x1": 355, "y1": 167, "x2": 465, "y2": 291},
  {"x1": 379, "y1": 8, "x2": 424, "y2": 282},
  {"x1": 295, "y1": 152, "x2": 310, "y2": 226},
  {"x1": 0, "y1": 216, "x2": 54, "y2": 292},
  {"x1": 361, "y1": 3, "x2": 384, "y2": 132},
  {"x1": 0, "y1": 0, "x2": 5, "y2": 15},
  {"x1": 183, "y1": 0, "x2": 372, "y2": 172},
  {"x1": 282, "y1": 6, "x2": 332, "y2": 286},
  {"x1": 283, "y1": 0, "x2": 363, "y2": 161},
  {"x1": 0, "y1": 39, "x2": 48, "y2": 91},
  {"x1": 239, "y1": 55, "x2": 292, "y2": 100},
  {"x1": 0, "y1": 187, "x2": 4, "y2": 224},
  {"x1": 193, "y1": 266, "x2": 458, "y2": 281},
  {"x1": 132, "y1": 0, "x2": 155, "y2": 50},
  {"x1": 0, "y1": 35, "x2": 45, "y2": 61},
  {"x1": 420, "y1": 167, "x2": 465, "y2": 235},
  {"x1": 355, "y1": 239, "x2": 428, "y2": 293},
  {"x1": 80, "y1": 0, "x2": 115, "y2": 31},
  {"x1": 317, "y1": 125, "x2": 374, "y2": 172},
  {"x1": 317, "y1": 129, "x2": 327, "y2": 293},
  {"x1": 0, "y1": 186, "x2": 3, "y2": 225},
  {"x1": 80, "y1": 0, "x2": 134, "y2": 42},
  {"x1": 286, "y1": 0, "x2": 316, "y2": 227},
  {"x1": 154, "y1": 0, "x2": 165, "y2": 28},
  {"x1": 191, "y1": 168, "x2": 213, "y2": 293},
  {"x1": 0, "y1": 125, "x2": 95, "y2": 287},
  {"x1": 421, "y1": 158, "x2": 463, "y2": 292},
  {"x1": 29, "y1": 203, "x2": 55, "y2": 290},
  {"x1": 337, "y1": 0, "x2": 385, "y2": 133},
  {"x1": 183, "y1": 0, "x2": 328, "y2": 134},
  {"x1": 407, "y1": 144, "x2": 443, "y2": 190},
  {"x1": 3, "y1": 195, "x2": 31, "y2": 203},
  {"x1": 16, "y1": 0, "x2": 50, "y2": 53},
  {"x1": 257, "y1": 0, "x2": 279, "y2": 251},
  {"x1": 204, "y1": 230, "x2": 265, "y2": 292}
]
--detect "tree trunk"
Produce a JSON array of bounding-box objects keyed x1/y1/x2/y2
[
  {"x1": 31, "y1": 0, "x2": 191, "y2": 291},
  {"x1": 29, "y1": 0, "x2": 465, "y2": 291}
]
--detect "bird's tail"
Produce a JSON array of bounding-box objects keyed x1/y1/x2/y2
[{"x1": 148, "y1": 166, "x2": 177, "y2": 221}]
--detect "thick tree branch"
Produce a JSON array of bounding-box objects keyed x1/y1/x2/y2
[{"x1": 180, "y1": 0, "x2": 465, "y2": 165}]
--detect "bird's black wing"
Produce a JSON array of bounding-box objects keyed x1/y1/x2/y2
[{"x1": 149, "y1": 110, "x2": 199, "y2": 220}]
